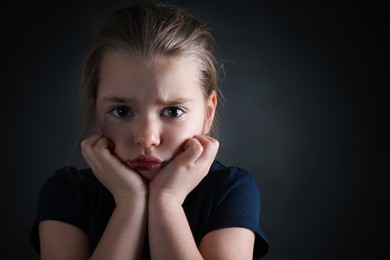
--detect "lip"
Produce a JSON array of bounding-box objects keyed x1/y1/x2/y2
[{"x1": 128, "y1": 155, "x2": 163, "y2": 171}]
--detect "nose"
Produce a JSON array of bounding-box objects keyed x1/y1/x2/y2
[{"x1": 134, "y1": 117, "x2": 161, "y2": 148}]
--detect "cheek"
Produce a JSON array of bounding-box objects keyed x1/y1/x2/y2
[
  {"x1": 97, "y1": 119, "x2": 130, "y2": 159},
  {"x1": 165, "y1": 118, "x2": 204, "y2": 151},
  {"x1": 163, "y1": 128, "x2": 192, "y2": 157},
  {"x1": 100, "y1": 124, "x2": 123, "y2": 143},
  {"x1": 97, "y1": 116, "x2": 120, "y2": 140}
]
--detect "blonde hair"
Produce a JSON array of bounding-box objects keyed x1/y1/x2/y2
[{"x1": 80, "y1": 2, "x2": 219, "y2": 136}]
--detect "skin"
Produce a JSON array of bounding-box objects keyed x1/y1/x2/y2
[{"x1": 39, "y1": 52, "x2": 255, "y2": 259}]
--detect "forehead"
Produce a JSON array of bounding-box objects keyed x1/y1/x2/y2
[{"x1": 97, "y1": 52, "x2": 204, "y2": 100}]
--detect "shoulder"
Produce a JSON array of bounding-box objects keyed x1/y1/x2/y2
[
  {"x1": 37, "y1": 166, "x2": 110, "y2": 215},
  {"x1": 31, "y1": 166, "x2": 112, "y2": 252},
  {"x1": 35, "y1": 166, "x2": 111, "y2": 226},
  {"x1": 186, "y1": 161, "x2": 259, "y2": 208},
  {"x1": 207, "y1": 161, "x2": 260, "y2": 198},
  {"x1": 189, "y1": 161, "x2": 261, "y2": 205},
  {"x1": 31, "y1": 167, "x2": 96, "y2": 253},
  {"x1": 42, "y1": 166, "x2": 96, "y2": 187},
  {"x1": 209, "y1": 161, "x2": 257, "y2": 182},
  {"x1": 201, "y1": 160, "x2": 261, "y2": 210},
  {"x1": 39, "y1": 166, "x2": 100, "y2": 197},
  {"x1": 36, "y1": 166, "x2": 100, "y2": 214},
  {"x1": 202, "y1": 161, "x2": 269, "y2": 258}
]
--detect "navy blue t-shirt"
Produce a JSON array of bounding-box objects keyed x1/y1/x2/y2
[{"x1": 31, "y1": 161, "x2": 269, "y2": 258}]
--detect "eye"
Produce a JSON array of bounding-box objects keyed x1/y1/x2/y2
[
  {"x1": 111, "y1": 106, "x2": 133, "y2": 119},
  {"x1": 161, "y1": 107, "x2": 185, "y2": 118}
]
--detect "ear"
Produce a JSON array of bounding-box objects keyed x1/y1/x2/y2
[{"x1": 203, "y1": 90, "x2": 217, "y2": 135}]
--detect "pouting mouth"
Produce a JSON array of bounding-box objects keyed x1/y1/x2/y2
[
  {"x1": 127, "y1": 154, "x2": 164, "y2": 171},
  {"x1": 127, "y1": 160, "x2": 163, "y2": 171}
]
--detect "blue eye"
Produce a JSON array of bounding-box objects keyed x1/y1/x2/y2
[
  {"x1": 111, "y1": 106, "x2": 133, "y2": 118},
  {"x1": 161, "y1": 107, "x2": 184, "y2": 118}
]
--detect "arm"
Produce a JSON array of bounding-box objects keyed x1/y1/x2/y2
[
  {"x1": 90, "y1": 191, "x2": 147, "y2": 260},
  {"x1": 147, "y1": 135, "x2": 216, "y2": 259},
  {"x1": 148, "y1": 196, "x2": 255, "y2": 260},
  {"x1": 39, "y1": 134, "x2": 148, "y2": 260},
  {"x1": 148, "y1": 192, "x2": 255, "y2": 260},
  {"x1": 148, "y1": 135, "x2": 257, "y2": 260},
  {"x1": 199, "y1": 228, "x2": 255, "y2": 260},
  {"x1": 148, "y1": 193, "x2": 203, "y2": 259},
  {"x1": 39, "y1": 220, "x2": 89, "y2": 260},
  {"x1": 39, "y1": 194, "x2": 147, "y2": 260}
]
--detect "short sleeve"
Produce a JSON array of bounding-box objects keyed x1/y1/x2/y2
[
  {"x1": 205, "y1": 166, "x2": 269, "y2": 259},
  {"x1": 30, "y1": 167, "x2": 88, "y2": 253}
]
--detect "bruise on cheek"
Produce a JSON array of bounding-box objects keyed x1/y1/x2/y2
[
  {"x1": 95, "y1": 113, "x2": 127, "y2": 149},
  {"x1": 95, "y1": 113, "x2": 112, "y2": 137},
  {"x1": 96, "y1": 116, "x2": 120, "y2": 154}
]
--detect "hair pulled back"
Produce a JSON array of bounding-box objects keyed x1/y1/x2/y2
[{"x1": 81, "y1": 2, "x2": 218, "y2": 129}]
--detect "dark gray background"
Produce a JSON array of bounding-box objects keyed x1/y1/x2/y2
[{"x1": 1, "y1": 0, "x2": 388, "y2": 259}]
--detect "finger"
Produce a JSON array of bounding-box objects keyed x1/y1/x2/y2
[
  {"x1": 193, "y1": 135, "x2": 219, "y2": 163},
  {"x1": 182, "y1": 137, "x2": 198, "y2": 151},
  {"x1": 172, "y1": 138, "x2": 204, "y2": 167},
  {"x1": 194, "y1": 134, "x2": 219, "y2": 148},
  {"x1": 94, "y1": 136, "x2": 111, "y2": 150},
  {"x1": 81, "y1": 135, "x2": 106, "y2": 169},
  {"x1": 92, "y1": 137, "x2": 117, "y2": 164},
  {"x1": 81, "y1": 134, "x2": 102, "y2": 150}
]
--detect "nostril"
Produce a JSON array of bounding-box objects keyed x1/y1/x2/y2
[
  {"x1": 135, "y1": 134, "x2": 160, "y2": 148},
  {"x1": 134, "y1": 119, "x2": 161, "y2": 147}
]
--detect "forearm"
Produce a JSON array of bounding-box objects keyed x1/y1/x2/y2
[
  {"x1": 148, "y1": 194, "x2": 203, "y2": 260},
  {"x1": 90, "y1": 194, "x2": 147, "y2": 260}
]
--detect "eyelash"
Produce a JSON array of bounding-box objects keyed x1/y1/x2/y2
[
  {"x1": 161, "y1": 106, "x2": 185, "y2": 118},
  {"x1": 109, "y1": 106, "x2": 185, "y2": 119},
  {"x1": 110, "y1": 106, "x2": 133, "y2": 119}
]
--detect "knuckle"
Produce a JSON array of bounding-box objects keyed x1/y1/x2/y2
[
  {"x1": 81, "y1": 139, "x2": 88, "y2": 149},
  {"x1": 213, "y1": 140, "x2": 220, "y2": 150}
]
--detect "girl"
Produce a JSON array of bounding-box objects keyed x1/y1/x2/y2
[{"x1": 31, "y1": 2, "x2": 269, "y2": 259}]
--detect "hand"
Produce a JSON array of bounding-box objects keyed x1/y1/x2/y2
[
  {"x1": 149, "y1": 135, "x2": 219, "y2": 205},
  {"x1": 81, "y1": 134, "x2": 148, "y2": 205}
]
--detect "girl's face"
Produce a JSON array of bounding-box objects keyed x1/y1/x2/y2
[{"x1": 95, "y1": 52, "x2": 216, "y2": 180}]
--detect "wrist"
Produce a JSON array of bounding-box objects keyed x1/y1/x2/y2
[
  {"x1": 149, "y1": 189, "x2": 184, "y2": 207},
  {"x1": 113, "y1": 186, "x2": 149, "y2": 207}
]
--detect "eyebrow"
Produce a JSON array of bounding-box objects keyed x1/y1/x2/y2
[
  {"x1": 100, "y1": 96, "x2": 194, "y2": 106},
  {"x1": 101, "y1": 96, "x2": 133, "y2": 104}
]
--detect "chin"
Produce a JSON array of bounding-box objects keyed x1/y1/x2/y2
[{"x1": 138, "y1": 169, "x2": 159, "y2": 181}]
